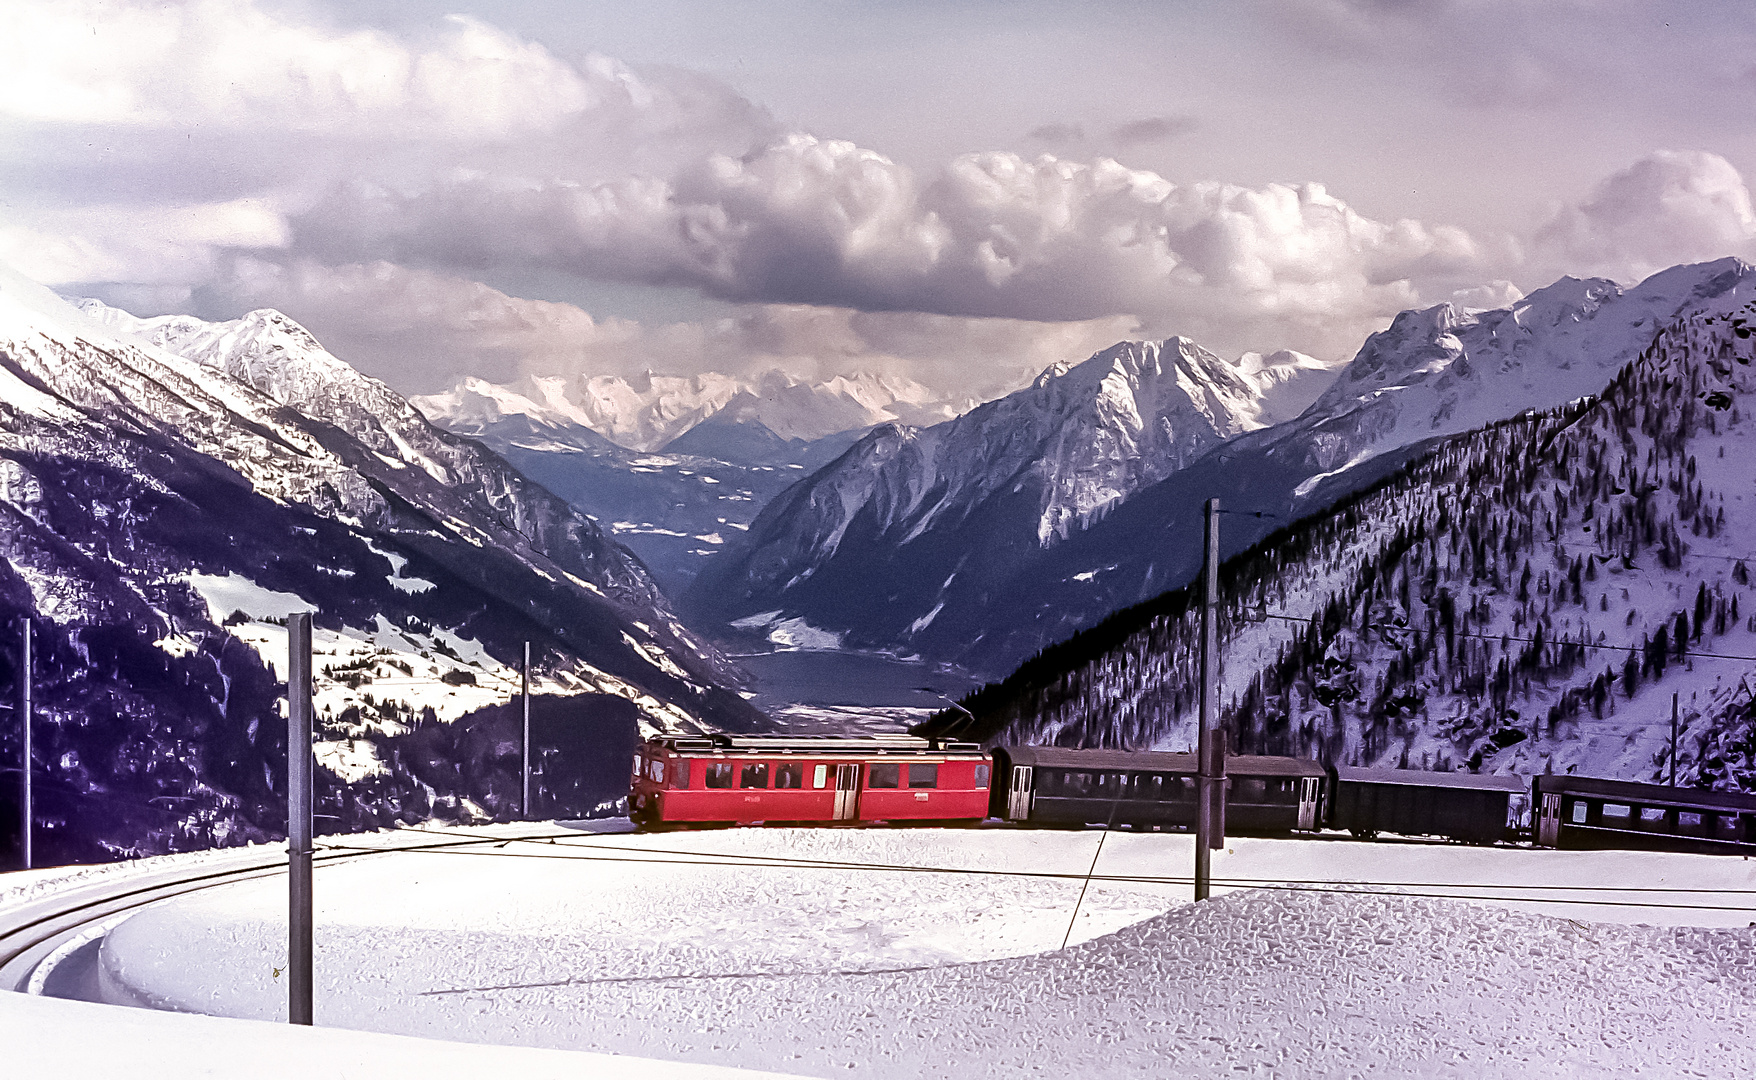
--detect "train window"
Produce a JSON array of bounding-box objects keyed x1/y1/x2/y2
[
  {"x1": 909, "y1": 764, "x2": 939, "y2": 789},
  {"x1": 670, "y1": 762, "x2": 691, "y2": 789},
  {"x1": 813, "y1": 764, "x2": 828, "y2": 789},
  {"x1": 632, "y1": 756, "x2": 643, "y2": 778},
  {"x1": 1638, "y1": 807, "x2": 1667, "y2": 830},
  {"x1": 1678, "y1": 811, "x2": 1705, "y2": 834},
  {"x1": 1570, "y1": 800, "x2": 1588, "y2": 824},
  {"x1": 1237, "y1": 779, "x2": 1267, "y2": 802},
  {"x1": 649, "y1": 760, "x2": 665, "y2": 783},
  {"x1": 1073, "y1": 773, "x2": 1093, "y2": 797},
  {"x1": 706, "y1": 762, "x2": 736, "y2": 789},
  {"x1": 974, "y1": 764, "x2": 990, "y2": 787},
  {"x1": 740, "y1": 762, "x2": 769, "y2": 789},
  {"x1": 1601, "y1": 803, "x2": 1631, "y2": 823},
  {"x1": 775, "y1": 763, "x2": 804, "y2": 789},
  {"x1": 869, "y1": 763, "x2": 901, "y2": 788}
]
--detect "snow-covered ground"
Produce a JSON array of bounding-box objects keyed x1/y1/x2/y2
[
  {"x1": 69, "y1": 824, "x2": 1756, "y2": 1077},
  {"x1": 3, "y1": 992, "x2": 810, "y2": 1080}
]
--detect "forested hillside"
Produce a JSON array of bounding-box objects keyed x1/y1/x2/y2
[{"x1": 933, "y1": 289, "x2": 1756, "y2": 790}]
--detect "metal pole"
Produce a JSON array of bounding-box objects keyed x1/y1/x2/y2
[
  {"x1": 1195, "y1": 498, "x2": 1224, "y2": 901},
  {"x1": 521, "y1": 641, "x2": 531, "y2": 820},
  {"x1": 286, "y1": 612, "x2": 313, "y2": 1026},
  {"x1": 1670, "y1": 692, "x2": 1679, "y2": 787},
  {"x1": 18, "y1": 617, "x2": 30, "y2": 871}
]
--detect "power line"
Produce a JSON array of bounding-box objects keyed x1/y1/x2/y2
[{"x1": 314, "y1": 829, "x2": 1756, "y2": 911}]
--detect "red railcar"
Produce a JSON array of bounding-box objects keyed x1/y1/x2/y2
[{"x1": 630, "y1": 734, "x2": 991, "y2": 827}]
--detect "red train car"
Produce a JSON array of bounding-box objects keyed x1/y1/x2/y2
[{"x1": 630, "y1": 734, "x2": 991, "y2": 828}]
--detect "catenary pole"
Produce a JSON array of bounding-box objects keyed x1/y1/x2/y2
[
  {"x1": 521, "y1": 641, "x2": 531, "y2": 819},
  {"x1": 1195, "y1": 498, "x2": 1225, "y2": 901},
  {"x1": 1670, "y1": 692, "x2": 1679, "y2": 787},
  {"x1": 18, "y1": 617, "x2": 30, "y2": 871},
  {"x1": 286, "y1": 612, "x2": 314, "y2": 1026}
]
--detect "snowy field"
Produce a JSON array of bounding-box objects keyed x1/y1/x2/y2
[{"x1": 66, "y1": 824, "x2": 1756, "y2": 1077}]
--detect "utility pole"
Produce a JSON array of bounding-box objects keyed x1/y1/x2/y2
[
  {"x1": 1195, "y1": 498, "x2": 1226, "y2": 901},
  {"x1": 521, "y1": 641, "x2": 531, "y2": 820},
  {"x1": 286, "y1": 612, "x2": 314, "y2": 1026},
  {"x1": 18, "y1": 617, "x2": 30, "y2": 871},
  {"x1": 1670, "y1": 692, "x2": 1679, "y2": 787}
]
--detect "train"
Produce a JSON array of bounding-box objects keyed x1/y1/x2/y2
[{"x1": 628, "y1": 733, "x2": 1756, "y2": 857}]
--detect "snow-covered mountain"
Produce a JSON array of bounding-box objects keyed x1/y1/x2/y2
[
  {"x1": 683, "y1": 336, "x2": 1339, "y2": 654},
  {"x1": 0, "y1": 265, "x2": 761, "y2": 864},
  {"x1": 930, "y1": 282, "x2": 1756, "y2": 793},
  {"x1": 687, "y1": 260, "x2": 1756, "y2": 678},
  {"x1": 414, "y1": 368, "x2": 962, "y2": 453}
]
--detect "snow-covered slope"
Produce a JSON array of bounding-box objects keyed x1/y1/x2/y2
[
  {"x1": 414, "y1": 368, "x2": 961, "y2": 453},
  {"x1": 684, "y1": 336, "x2": 1340, "y2": 654},
  {"x1": 939, "y1": 278, "x2": 1756, "y2": 791},
  {"x1": 0, "y1": 265, "x2": 762, "y2": 864}
]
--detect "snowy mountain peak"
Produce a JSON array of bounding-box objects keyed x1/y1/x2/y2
[
  {"x1": 415, "y1": 368, "x2": 964, "y2": 453},
  {"x1": 685, "y1": 332, "x2": 1343, "y2": 641},
  {"x1": 1282, "y1": 258, "x2": 1756, "y2": 493}
]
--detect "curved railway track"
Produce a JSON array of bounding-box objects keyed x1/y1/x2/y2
[{"x1": 0, "y1": 825, "x2": 598, "y2": 997}]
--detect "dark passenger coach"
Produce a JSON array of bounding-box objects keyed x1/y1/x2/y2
[
  {"x1": 1329, "y1": 766, "x2": 1530, "y2": 844},
  {"x1": 991, "y1": 746, "x2": 1325, "y2": 833}
]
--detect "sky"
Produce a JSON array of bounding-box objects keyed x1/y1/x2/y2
[{"x1": 2, "y1": 0, "x2": 1755, "y2": 400}]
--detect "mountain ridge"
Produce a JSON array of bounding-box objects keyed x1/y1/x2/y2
[{"x1": 687, "y1": 260, "x2": 1756, "y2": 677}]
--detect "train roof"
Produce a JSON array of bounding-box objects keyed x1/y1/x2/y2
[
  {"x1": 1534, "y1": 773, "x2": 1756, "y2": 811},
  {"x1": 997, "y1": 746, "x2": 1324, "y2": 778},
  {"x1": 1334, "y1": 766, "x2": 1527, "y2": 793},
  {"x1": 644, "y1": 734, "x2": 984, "y2": 755}
]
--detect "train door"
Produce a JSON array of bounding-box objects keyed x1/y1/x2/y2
[
  {"x1": 1006, "y1": 766, "x2": 1034, "y2": 820},
  {"x1": 1536, "y1": 793, "x2": 1562, "y2": 847},
  {"x1": 833, "y1": 764, "x2": 860, "y2": 820},
  {"x1": 1297, "y1": 776, "x2": 1321, "y2": 830}
]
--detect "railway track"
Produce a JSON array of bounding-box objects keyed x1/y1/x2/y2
[{"x1": 0, "y1": 824, "x2": 588, "y2": 997}]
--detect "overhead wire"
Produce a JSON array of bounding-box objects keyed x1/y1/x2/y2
[{"x1": 312, "y1": 826, "x2": 1756, "y2": 914}]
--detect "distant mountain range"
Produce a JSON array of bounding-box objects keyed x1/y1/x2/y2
[
  {"x1": 413, "y1": 368, "x2": 964, "y2": 452},
  {"x1": 0, "y1": 263, "x2": 759, "y2": 863},
  {"x1": 685, "y1": 261, "x2": 1756, "y2": 677},
  {"x1": 409, "y1": 369, "x2": 964, "y2": 592}
]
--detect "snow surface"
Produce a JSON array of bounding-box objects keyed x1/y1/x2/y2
[
  {"x1": 2, "y1": 994, "x2": 811, "y2": 1080},
  {"x1": 88, "y1": 825, "x2": 1756, "y2": 1078}
]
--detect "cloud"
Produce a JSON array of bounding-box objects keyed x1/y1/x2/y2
[
  {"x1": 0, "y1": 0, "x2": 776, "y2": 217},
  {"x1": 0, "y1": 197, "x2": 289, "y2": 286},
  {"x1": 290, "y1": 134, "x2": 1497, "y2": 360},
  {"x1": 0, "y1": 1, "x2": 761, "y2": 141},
  {"x1": 204, "y1": 257, "x2": 1140, "y2": 399},
  {"x1": 1532, "y1": 150, "x2": 1756, "y2": 283},
  {"x1": 1027, "y1": 122, "x2": 1087, "y2": 147},
  {"x1": 1110, "y1": 116, "x2": 1198, "y2": 147}
]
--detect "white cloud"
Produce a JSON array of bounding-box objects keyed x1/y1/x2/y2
[
  {"x1": 0, "y1": 197, "x2": 288, "y2": 286},
  {"x1": 0, "y1": 1, "x2": 664, "y2": 138},
  {"x1": 205, "y1": 257, "x2": 1138, "y2": 399},
  {"x1": 293, "y1": 135, "x2": 1498, "y2": 360},
  {"x1": 1532, "y1": 150, "x2": 1756, "y2": 283}
]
